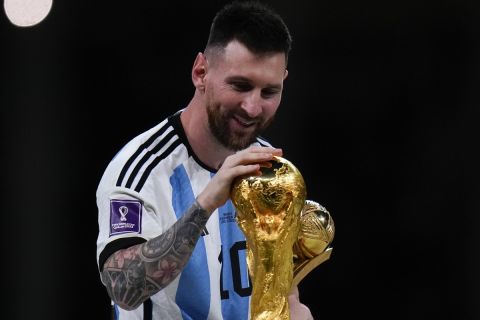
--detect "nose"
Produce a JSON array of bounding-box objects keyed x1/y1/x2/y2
[{"x1": 241, "y1": 90, "x2": 262, "y2": 118}]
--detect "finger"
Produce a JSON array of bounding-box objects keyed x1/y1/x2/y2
[
  {"x1": 258, "y1": 161, "x2": 273, "y2": 168},
  {"x1": 235, "y1": 167, "x2": 263, "y2": 181},
  {"x1": 229, "y1": 164, "x2": 261, "y2": 178},
  {"x1": 240, "y1": 145, "x2": 282, "y2": 155},
  {"x1": 272, "y1": 148, "x2": 283, "y2": 157},
  {"x1": 225, "y1": 152, "x2": 275, "y2": 168}
]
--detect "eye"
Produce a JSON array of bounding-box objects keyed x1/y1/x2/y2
[
  {"x1": 231, "y1": 82, "x2": 252, "y2": 92},
  {"x1": 261, "y1": 88, "x2": 281, "y2": 98}
]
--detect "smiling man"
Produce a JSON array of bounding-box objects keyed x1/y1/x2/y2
[
  {"x1": 96, "y1": 1, "x2": 313, "y2": 319},
  {"x1": 202, "y1": 39, "x2": 286, "y2": 153}
]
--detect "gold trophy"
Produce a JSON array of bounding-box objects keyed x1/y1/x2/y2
[
  {"x1": 292, "y1": 200, "x2": 335, "y2": 288},
  {"x1": 231, "y1": 157, "x2": 335, "y2": 320},
  {"x1": 231, "y1": 156, "x2": 306, "y2": 320}
]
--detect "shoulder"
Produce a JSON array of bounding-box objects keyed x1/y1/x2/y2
[{"x1": 97, "y1": 113, "x2": 188, "y2": 194}]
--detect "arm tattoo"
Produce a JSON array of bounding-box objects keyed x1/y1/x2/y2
[{"x1": 101, "y1": 200, "x2": 209, "y2": 310}]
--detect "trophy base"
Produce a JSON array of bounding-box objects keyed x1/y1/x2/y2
[{"x1": 292, "y1": 247, "x2": 333, "y2": 288}]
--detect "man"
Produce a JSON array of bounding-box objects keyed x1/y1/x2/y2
[{"x1": 96, "y1": 1, "x2": 313, "y2": 319}]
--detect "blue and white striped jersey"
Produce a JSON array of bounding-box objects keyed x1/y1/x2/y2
[{"x1": 96, "y1": 110, "x2": 272, "y2": 320}]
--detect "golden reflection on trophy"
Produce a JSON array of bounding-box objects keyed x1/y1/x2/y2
[
  {"x1": 231, "y1": 156, "x2": 334, "y2": 320},
  {"x1": 292, "y1": 200, "x2": 335, "y2": 288},
  {"x1": 231, "y1": 156, "x2": 306, "y2": 320}
]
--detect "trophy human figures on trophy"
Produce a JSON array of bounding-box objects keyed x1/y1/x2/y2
[
  {"x1": 231, "y1": 156, "x2": 305, "y2": 320},
  {"x1": 231, "y1": 156, "x2": 334, "y2": 320}
]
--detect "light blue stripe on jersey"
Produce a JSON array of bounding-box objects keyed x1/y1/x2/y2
[
  {"x1": 218, "y1": 199, "x2": 250, "y2": 320},
  {"x1": 114, "y1": 304, "x2": 119, "y2": 320},
  {"x1": 170, "y1": 165, "x2": 210, "y2": 320}
]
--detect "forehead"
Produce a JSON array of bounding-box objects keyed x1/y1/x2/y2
[{"x1": 209, "y1": 40, "x2": 287, "y2": 82}]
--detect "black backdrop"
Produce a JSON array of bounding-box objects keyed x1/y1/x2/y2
[{"x1": 2, "y1": 0, "x2": 479, "y2": 319}]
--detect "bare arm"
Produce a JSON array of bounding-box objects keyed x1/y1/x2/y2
[
  {"x1": 289, "y1": 285, "x2": 314, "y2": 320},
  {"x1": 101, "y1": 200, "x2": 209, "y2": 310}
]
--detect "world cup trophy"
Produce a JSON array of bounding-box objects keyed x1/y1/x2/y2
[
  {"x1": 231, "y1": 156, "x2": 305, "y2": 320},
  {"x1": 231, "y1": 156, "x2": 334, "y2": 320}
]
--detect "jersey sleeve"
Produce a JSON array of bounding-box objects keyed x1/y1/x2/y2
[
  {"x1": 95, "y1": 143, "x2": 177, "y2": 272},
  {"x1": 96, "y1": 186, "x2": 148, "y2": 271}
]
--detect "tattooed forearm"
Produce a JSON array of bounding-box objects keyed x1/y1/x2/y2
[{"x1": 101, "y1": 201, "x2": 209, "y2": 310}]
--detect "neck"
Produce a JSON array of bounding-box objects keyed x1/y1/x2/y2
[{"x1": 180, "y1": 93, "x2": 234, "y2": 170}]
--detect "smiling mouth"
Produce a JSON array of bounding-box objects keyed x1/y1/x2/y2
[{"x1": 233, "y1": 115, "x2": 258, "y2": 127}]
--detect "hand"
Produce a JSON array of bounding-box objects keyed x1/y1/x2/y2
[
  {"x1": 196, "y1": 146, "x2": 282, "y2": 214},
  {"x1": 289, "y1": 285, "x2": 314, "y2": 320}
]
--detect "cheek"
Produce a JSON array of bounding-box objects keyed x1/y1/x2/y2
[
  {"x1": 218, "y1": 91, "x2": 245, "y2": 110},
  {"x1": 264, "y1": 100, "x2": 281, "y2": 118},
  {"x1": 208, "y1": 84, "x2": 234, "y2": 104}
]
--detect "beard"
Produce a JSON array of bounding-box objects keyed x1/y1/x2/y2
[{"x1": 207, "y1": 103, "x2": 274, "y2": 151}]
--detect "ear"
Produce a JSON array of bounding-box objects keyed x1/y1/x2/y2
[
  {"x1": 192, "y1": 52, "x2": 208, "y2": 92},
  {"x1": 283, "y1": 69, "x2": 289, "y2": 80}
]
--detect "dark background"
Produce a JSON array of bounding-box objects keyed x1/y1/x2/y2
[{"x1": 2, "y1": 0, "x2": 479, "y2": 319}]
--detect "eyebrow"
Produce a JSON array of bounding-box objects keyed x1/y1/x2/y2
[{"x1": 225, "y1": 76, "x2": 282, "y2": 90}]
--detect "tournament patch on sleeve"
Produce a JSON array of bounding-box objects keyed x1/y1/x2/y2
[{"x1": 110, "y1": 199, "x2": 142, "y2": 236}]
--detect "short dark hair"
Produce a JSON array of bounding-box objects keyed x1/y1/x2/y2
[{"x1": 206, "y1": 1, "x2": 292, "y2": 62}]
